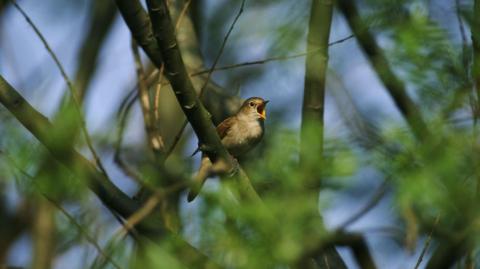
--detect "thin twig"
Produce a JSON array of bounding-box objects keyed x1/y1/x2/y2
[
  {"x1": 174, "y1": 0, "x2": 191, "y2": 32},
  {"x1": 131, "y1": 39, "x2": 166, "y2": 155},
  {"x1": 2, "y1": 152, "x2": 123, "y2": 269},
  {"x1": 414, "y1": 215, "x2": 440, "y2": 269},
  {"x1": 113, "y1": 89, "x2": 151, "y2": 185},
  {"x1": 11, "y1": 0, "x2": 73, "y2": 95},
  {"x1": 154, "y1": 64, "x2": 165, "y2": 122},
  {"x1": 45, "y1": 197, "x2": 124, "y2": 269},
  {"x1": 190, "y1": 34, "x2": 354, "y2": 76},
  {"x1": 165, "y1": 0, "x2": 246, "y2": 157},
  {"x1": 114, "y1": 195, "x2": 160, "y2": 238},
  {"x1": 112, "y1": 179, "x2": 188, "y2": 239},
  {"x1": 337, "y1": 180, "x2": 388, "y2": 229},
  {"x1": 11, "y1": 0, "x2": 109, "y2": 177},
  {"x1": 123, "y1": 34, "x2": 355, "y2": 115}
]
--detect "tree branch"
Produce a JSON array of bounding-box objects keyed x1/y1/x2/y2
[
  {"x1": 11, "y1": 0, "x2": 109, "y2": 176},
  {"x1": 131, "y1": 39, "x2": 166, "y2": 161},
  {"x1": 297, "y1": 232, "x2": 376, "y2": 269},
  {"x1": 165, "y1": 0, "x2": 245, "y2": 158},
  {"x1": 299, "y1": 1, "x2": 348, "y2": 268},
  {"x1": 300, "y1": 0, "x2": 333, "y2": 163},
  {"x1": 145, "y1": 0, "x2": 232, "y2": 169},
  {"x1": 337, "y1": 0, "x2": 430, "y2": 141},
  {"x1": 31, "y1": 200, "x2": 56, "y2": 269},
  {"x1": 0, "y1": 75, "x2": 221, "y2": 269},
  {"x1": 73, "y1": 0, "x2": 117, "y2": 101},
  {"x1": 114, "y1": 0, "x2": 164, "y2": 67},
  {"x1": 0, "y1": 75, "x2": 140, "y2": 220}
]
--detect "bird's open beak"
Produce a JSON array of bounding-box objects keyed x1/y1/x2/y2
[{"x1": 258, "y1": 100, "x2": 269, "y2": 119}]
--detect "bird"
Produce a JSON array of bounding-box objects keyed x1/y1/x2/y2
[{"x1": 187, "y1": 97, "x2": 269, "y2": 202}]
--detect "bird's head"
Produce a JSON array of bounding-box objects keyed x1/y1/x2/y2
[{"x1": 238, "y1": 97, "x2": 269, "y2": 120}]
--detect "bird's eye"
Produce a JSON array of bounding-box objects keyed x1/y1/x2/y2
[{"x1": 249, "y1": 101, "x2": 255, "y2": 107}]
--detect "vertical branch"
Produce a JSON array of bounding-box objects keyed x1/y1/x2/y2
[
  {"x1": 74, "y1": 0, "x2": 117, "y2": 102},
  {"x1": 31, "y1": 200, "x2": 56, "y2": 269},
  {"x1": 131, "y1": 39, "x2": 166, "y2": 162},
  {"x1": 299, "y1": 1, "x2": 347, "y2": 268},
  {"x1": 300, "y1": 0, "x2": 333, "y2": 162}
]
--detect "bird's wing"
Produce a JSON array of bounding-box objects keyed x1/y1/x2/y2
[
  {"x1": 190, "y1": 116, "x2": 235, "y2": 156},
  {"x1": 216, "y1": 116, "x2": 235, "y2": 139}
]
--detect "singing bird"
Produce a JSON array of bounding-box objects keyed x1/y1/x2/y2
[{"x1": 187, "y1": 97, "x2": 269, "y2": 202}]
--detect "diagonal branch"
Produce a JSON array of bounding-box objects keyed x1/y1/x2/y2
[
  {"x1": 337, "y1": 0, "x2": 430, "y2": 141},
  {"x1": 165, "y1": 0, "x2": 246, "y2": 158},
  {"x1": 114, "y1": 0, "x2": 164, "y2": 67},
  {"x1": 145, "y1": 0, "x2": 264, "y2": 206},
  {"x1": 0, "y1": 75, "x2": 221, "y2": 269},
  {"x1": 145, "y1": 0, "x2": 232, "y2": 168},
  {"x1": 297, "y1": 232, "x2": 376, "y2": 269},
  {"x1": 11, "y1": 0, "x2": 109, "y2": 176},
  {"x1": 4, "y1": 152, "x2": 123, "y2": 269},
  {"x1": 0, "y1": 75, "x2": 140, "y2": 220}
]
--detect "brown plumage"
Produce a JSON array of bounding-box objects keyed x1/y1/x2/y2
[{"x1": 187, "y1": 97, "x2": 269, "y2": 202}]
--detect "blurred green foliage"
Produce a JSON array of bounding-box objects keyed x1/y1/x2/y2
[{"x1": 1, "y1": 0, "x2": 480, "y2": 268}]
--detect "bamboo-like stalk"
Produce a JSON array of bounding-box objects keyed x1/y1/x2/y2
[
  {"x1": 298, "y1": 1, "x2": 349, "y2": 268},
  {"x1": 300, "y1": 0, "x2": 334, "y2": 160}
]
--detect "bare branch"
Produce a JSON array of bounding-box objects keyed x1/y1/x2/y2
[
  {"x1": 0, "y1": 75, "x2": 221, "y2": 269},
  {"x1": 46, "y1": 197, "x2": 124, "y2": 269},
  {"x1": 297, "y1": 232, "x2": 376, "y2": 269},
  {"x1": 31, "y1": 201, "x2": 55, "y2": 269},
  {"x1": 73, "y1": 0, "x2": 117, "y2": 101},
  {"x1": 165, "y1": 0, "x2": 246, "y2": 158},
  {"x1": 337, "y1": 0, "x2": 430, "y2": 141},
  {"x1": 190, "y1": 34, "x2": 354, "y2": 76},
  {"x1": 145, "y1": 0, "x2": 264, "y2": 208},
  {"x1": 0, "y1": 75, "x2": 141, "y2": 220},
  {"x1": 414, "y1": 216, "x2": 440, "y2": 269},
  {"x1": 11, "y1": 0, "x2": 109, "y2": 177},
  {"x1": 114, "y1": 0, "x2": 163, "y2": 67},
  {"x1": 174, "y1": 0, "x2": 191, "y2": 32},
  {"x1": 3, "y1": 155, "x2": 123, "y2": 269},
  {"x1": 338, "y1": 181, "x2": 388, "y2": 229},
  {"x1": 154, "y1": 64, "x2": 165, "y2": 122},
  {"x1": 145, "y1": 0, "x2": 232, "y2": 170},
  {"x1": 131, "y1": 39, "x2": 166, "y2": 161}
]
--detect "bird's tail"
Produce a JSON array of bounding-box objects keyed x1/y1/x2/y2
[{"x1": 187, "y1": 156, "x2": 212, "y2": 202}]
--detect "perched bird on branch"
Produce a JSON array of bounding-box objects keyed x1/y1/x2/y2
[{"x1": 187, "y1": 97, "x2": 269, "y2": 202}]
